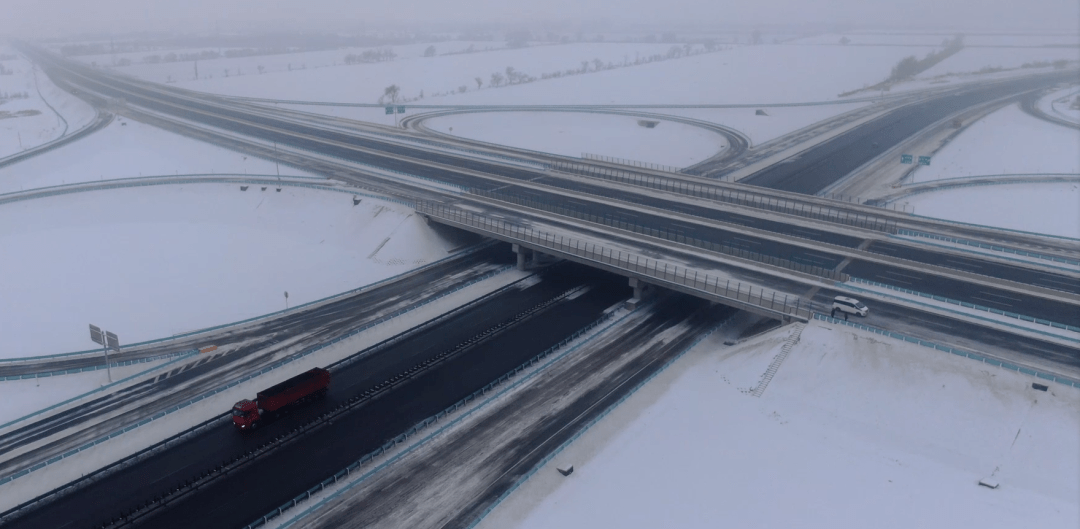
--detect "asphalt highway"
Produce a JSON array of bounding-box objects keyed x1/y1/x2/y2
[
  {"x1": 741, "y1": 72, "x2": 1078, "y2": 194},
  {"x1": 4, "y1": 264, "x2": 629, "y2": 529}
]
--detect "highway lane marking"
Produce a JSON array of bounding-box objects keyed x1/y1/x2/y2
[
  {"x1": 945, "y1": 258, "x2": 981, "y2": 269},
  {"x1": 972, "y1": 296, "x2": 1010, "y2": 307},
  {"x1": 978, "y1": 291, "x2": 1022, "y2": 302},
  {"x1": 875, "y1": 273, "x2": 911, "y2": 285},
  {"x1": 732, "y1": 237, "x2": 761, "y2": 246},
  {"x1": 882, "y1": 270, "x2": 922, "y2": 280},
  {"x1": 910, "y1": 317, "x2": 952, "y2": 330}
]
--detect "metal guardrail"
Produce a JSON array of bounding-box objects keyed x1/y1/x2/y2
[
  {"x1": 847, "y1": 277, "x2": 1080, "y2": 334},
  {"x1": 551, "y1": 160, "x2": 901, "y2": 233},
  {"x1": 895, "y1": 228, "x2": 1080, "y2": 267},
  {"x1": 472, "y1": 189, "x2": 850, "y2": 282},
  {"x1": 1, "y1": 349, "x2": 195, "y2": 381},
  {"x1": 419, "y1": 202, "x2": 813, "y2": 321},
  {"x1": 582, "y1": 152, "x2": 684, "y2": 173},
  {"x1": 815, "y1": 313, "x2": 1080, "y2": 388},
  {"x1": 0, "y1": 265, "x2": 513, "y2": 492}
]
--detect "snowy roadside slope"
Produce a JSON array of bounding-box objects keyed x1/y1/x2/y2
[
  {"x1": 911, "y1": 104, "x2": 1080, "y2": 182},
  {"x1": 0, "y1": 118, "x2": 317, "y2": 194},
  {"x1": 0, "y1": 50, "x2": 95, "y2": 158},
  {"x1": 894, "y1": 102, "x2": 1080, "y2": 237},
  {"x1": 920, "y1": 47, "x2": 1079, "y2": 77},
  {"x1": 479, "y1": 320, "x2": 1078, "y2": 529},
  {"x1": 0, "y1": 183, "x2": 462, "y2": 357}
]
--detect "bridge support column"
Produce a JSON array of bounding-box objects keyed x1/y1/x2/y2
[
  {"x1": 626, "y1": 278, "x2": 647, "y2": 309},
  {"x1": 512, "y1": 244, "x2": 530, "y2": 271}
]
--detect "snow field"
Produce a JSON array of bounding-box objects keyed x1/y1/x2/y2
[
  {"x1": 0, "y1": 50, "x2": 96, "y2": 158},
  {"x1": 0, "y1": 183, "x2": 462, "y2": 357},
  {"x1": 0, "y1": 266, "x2": 533, "y2": 514},
  {"x1": 892, "y1": 102, "x2": 1080, "y2": 237},
  {"x1": 424, "y1": 111, "x2": 727, "y2": 167},
  {"x1": 0, "y1": 118, "x2": 319, "y2": 194},
  {"x1": 480, "y1": 320, "x2": 1078, "y2": 529},
  {"x1": 909, "y1": 103, "x2": 1079, "y2": 181},
  {"x1": 904, "y1": 182, "x2": 1080, "y2": 239}
]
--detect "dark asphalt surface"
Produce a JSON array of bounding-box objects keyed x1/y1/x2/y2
[
  {"x1": 740, "y1": 73, "x2": 1077, "y2": 194},
  {"x1": 4, "y1": 264, "x2": 629, "y2": 529},
  {"x1": 0, "y1": 246, "x2": 505, "y2": 477}
]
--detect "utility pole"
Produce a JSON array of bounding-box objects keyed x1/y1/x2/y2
[{"x1": 194, "y1": 60, "x2": 198, "y2": 80}]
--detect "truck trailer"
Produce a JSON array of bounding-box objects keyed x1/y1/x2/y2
[{"x1": 231, "y1": 367, "x2": 330, "y2": 430}]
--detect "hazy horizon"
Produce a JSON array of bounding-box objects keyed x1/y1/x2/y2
[{"x1": 4, "y1": 0, "x2": 1078, "y2": 39}]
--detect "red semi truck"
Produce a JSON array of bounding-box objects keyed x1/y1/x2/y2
[{"x1": 231, "y1": 367, "x2": 330, "y2": 430}]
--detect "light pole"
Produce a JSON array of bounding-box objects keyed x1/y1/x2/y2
[{"x1": 284, "y1": 291, "x2": 289, "y2": 310}]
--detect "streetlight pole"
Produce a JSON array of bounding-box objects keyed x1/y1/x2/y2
[{"x1": 284, "y1": 291, "x2": 289, "y2": 310}]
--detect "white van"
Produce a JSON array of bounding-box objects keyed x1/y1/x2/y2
[{"x1": 832, "y1": 296, "x2": 869, "y2": 317}]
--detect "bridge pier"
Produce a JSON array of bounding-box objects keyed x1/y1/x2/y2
[
  {"x1": 626, "y1": 277, "x2": 648, "y2": 309},
  {"x1": 512, "y1": 244, "x2": 531, "y2": 271}
]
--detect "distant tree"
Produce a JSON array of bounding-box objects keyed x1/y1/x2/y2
[
  {"x1": 163, "y1": 52, "x2": 177, "y2": 62},
  {"x1": 117, "y1": 58, "x2": 131, "y2": 67},
  {"x1": 144, "y1": 55, "x2": 161, "y2": 64},
  {"x1": 666, "y1": 45, "x2": 682, "y2": 59},
  {"x1": 381, "y1": 84, "x2": 401, "y2": 104},
  {"x1": 505, "y1": 66, "x2": 517, "y2": 82},
  {"x1": 683, "y1": 44, "x2": 692, "y2": 56},
  {"x1": 257, "y1": 65, "x2": 265, "y2": 74},
  {"x1": 424, "y1": 45, "x2": 436, "y2": 57},
  {"x1": 703, "y1": 39, "x2": 718, "y2": 52},
  {"x1": 840, "y1": 36, "x2": 851, "y2": 45},
  {"x1": 581, "y1": 60, "x2": 589, "y2": 73},
  {"x1": 751, "y1": 30, "x2": 762, "y2": 45},
  {"x1": 490, "y1": 71, "x2": 504, "y2": 87},
  {"x1": 475, "y1": 77, "x2": 483, "y2": 89},
  {"x1": 888, "y1": 56, "x2": 919, "y2": 81},
  {"x1": 419, "y1": 89, "x2": 424, "y2": 98},
  {"x1": 1053, "y1": 59, "x2": 1069, "y2": 69},
  {"x1": 224, "y1": 69, "x2": 229, "y2": 77},
  {"x1": 661, "y1": 32, "x2": 677, "y2": 42},
  {"x1": 458, "y1": 85, "x2": 468, "y2": 93}
]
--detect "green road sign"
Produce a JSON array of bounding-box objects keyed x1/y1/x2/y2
[
  {"x1": 900, "y1": 154, "x2": 913, "y2": 164},
  {"x1": 385, "y1": 106, "x2": 393, "y2": 115},
  {"x1": 397, "y1": 106, "x2": 405, "y2": 114},
  {"x1": 918, "y1": 156, "x2": 931, "y2": 166}
]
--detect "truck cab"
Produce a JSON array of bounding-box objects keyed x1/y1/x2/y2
[{"x1": 231, "y1": 399, "x2": 261, "y2": 430}]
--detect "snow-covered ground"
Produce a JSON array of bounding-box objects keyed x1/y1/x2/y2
[
  {"x1": 1040, "y1": 85, "x2": 1080, "y2": 124},
  {"x1": 423, "y1": 111, "x2": 728, "y2": 166},
  {"x1": 884, "y1": 103, "x2": 1080, "y2": 237},
  {"x1": 910, "y1": 103, "x2": 1080, "y2": 182},
  {"x1": 0, "y1": 183, "x2": 461, "y2": 357},
  {"x1": 0, "y1": 118, "x2": 316, "y2": 194},
  {"x1": 0, "y1": 49, "x2": 96, "y2": 158},
  {"x1": 478, "y1": 319, "x2": 1079, "y2": 529},
  {"x1": 905, "y1": 182, "x2": 1080, "y2": 239}
]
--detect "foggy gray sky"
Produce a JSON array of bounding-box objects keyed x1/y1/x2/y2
[{"x1": 4, "y1": 0, "x2": 1078, "y2": 37}]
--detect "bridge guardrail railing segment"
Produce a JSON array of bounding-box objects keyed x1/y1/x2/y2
[
  {"x1": 582, "y1": 152, "x2": 685, "y2": 174},
  {"x1": 551, "y1": 160, "x2": 900, "y2": 233},
  {"x1": 472, "y1": 188, "x2": 850, "y2": 283},
  {"x1": 814, "y1": 314, "x2": 1080, "y2": 389},
  {"x1": 0, "y1": 265, "x2": 514, "y2": 495},
  {"x1": 847, "y1": 277, "x2": 1080, "y2": 334},
  {"x1": 418, "y1": 203, "x2": 813, "y2": 321},
  {"x1": 896, "y1": 229, "x2": 1080, "y2": 267}
]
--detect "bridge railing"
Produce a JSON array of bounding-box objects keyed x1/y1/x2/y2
[
  {"x1": 551, "y1": 160, "x2": 900, "y2": 233},
  {"x1": 418, "y1": 202, "x2": 813, "y2": 321},
  {"x1": 471, "y1": 188, "x2": 850, "y2": 282}
]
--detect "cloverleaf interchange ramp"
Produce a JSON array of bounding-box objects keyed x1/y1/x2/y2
[{"x1": 3, "y1": 43, "x2": 1079, "y2": 528}]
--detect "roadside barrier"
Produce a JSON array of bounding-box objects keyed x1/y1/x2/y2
[
  {"x1": 814, "y1": 313, "x2": 1080, "y2": 389},
  {"x1": 848, "y1": 277, "x2": 1080, "y2": 334}
]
